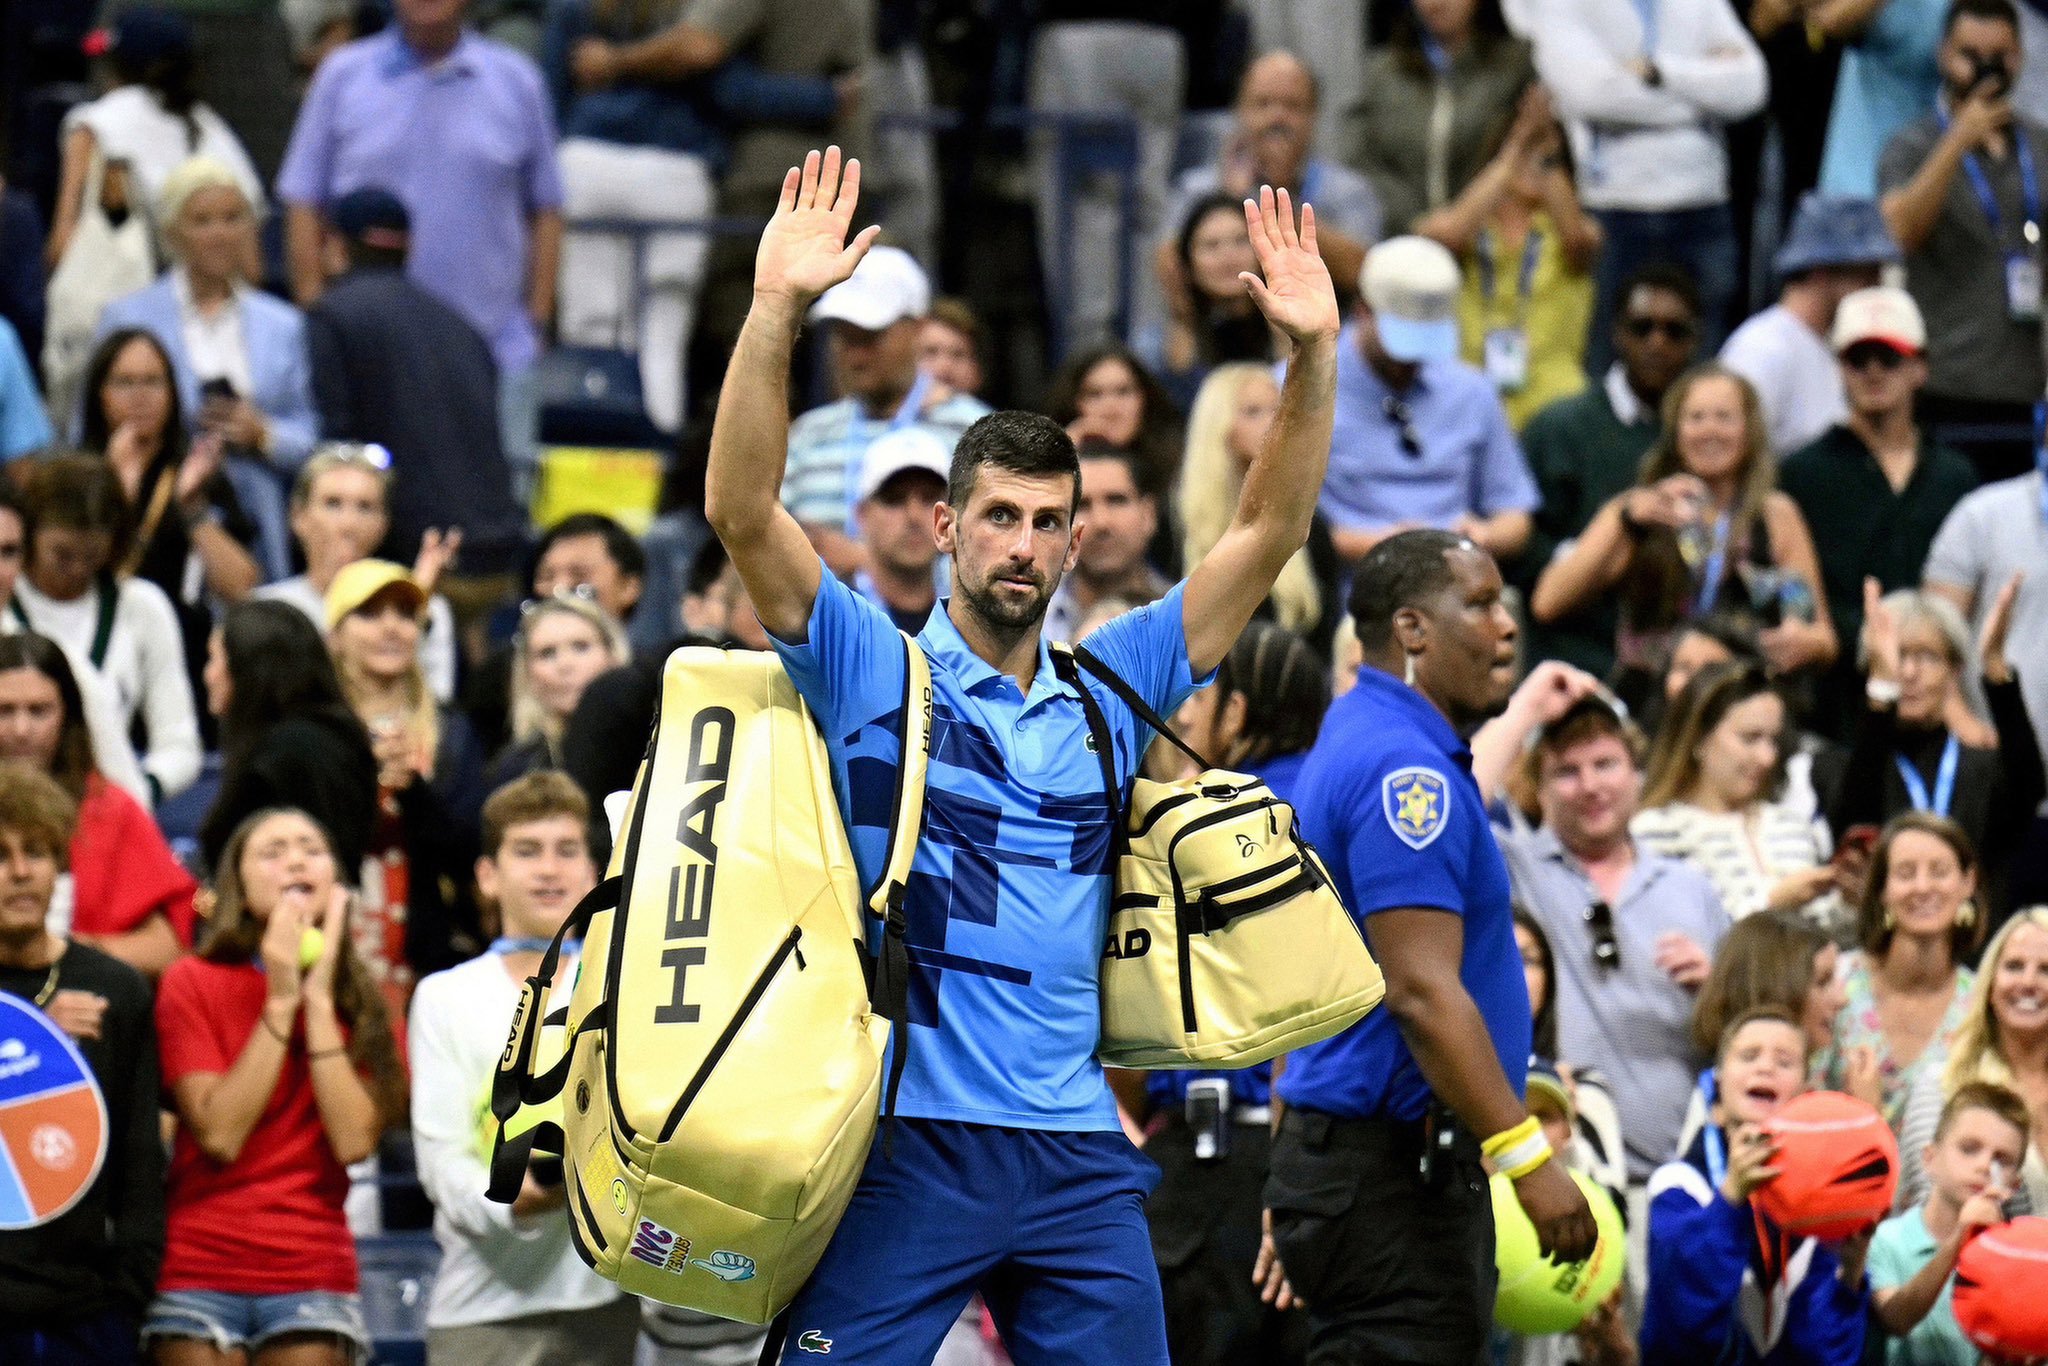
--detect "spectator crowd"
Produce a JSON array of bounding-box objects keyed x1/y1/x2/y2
[{"x1": 5, "y1": 0, "x2": 2048, "y2": 1362}]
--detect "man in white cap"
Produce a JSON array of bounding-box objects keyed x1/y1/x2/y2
[
  {"x1": 851, "y1": 426, "x2": 951, "y2": 633},
  {"x1": 1322, "y1": 236, "x2": 1538, "y2": 567},
  {"x1": 1780, "y1": 284, "x2": 1979, "y2": 730},
  {"x1": 780, "y1": 244, "x2": 990, "y2": 578}
]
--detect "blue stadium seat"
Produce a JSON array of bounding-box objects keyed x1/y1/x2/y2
[{"x1": 357, "y1": 1230, "x2": 441, "y2": 1366}]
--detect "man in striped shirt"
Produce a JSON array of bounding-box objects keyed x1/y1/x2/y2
[{"x1": 781, "y1": 245, "x2": 988, "y2": 577}]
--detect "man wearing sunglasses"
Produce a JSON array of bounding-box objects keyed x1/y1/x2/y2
[
  {"x1": 1496, "y1": 695, "x2": 1727, "y2": 1186},
  {"x1": 1780, "y1": 286, "x2": 1979, "y2": 735},
  {"x1": 1518, "y1": 264, "x2": 1701, "y2": 677}
]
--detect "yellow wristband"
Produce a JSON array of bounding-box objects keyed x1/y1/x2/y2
[
  {"x1": 1482, "y1": 1115, "x2": 1541, "y2": 1160},
  {"x1": 1500, "y1": 1139, "x2": 1555, "y2": 1181}
]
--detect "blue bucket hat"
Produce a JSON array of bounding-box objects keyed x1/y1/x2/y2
[{"x1": 1773, "y1": 193, "x2": 1899, "y2": 277}]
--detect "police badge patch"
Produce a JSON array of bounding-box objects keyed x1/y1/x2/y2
[{"x1": 1382, "y1": 767, "x2": 1450, "y2": 850}]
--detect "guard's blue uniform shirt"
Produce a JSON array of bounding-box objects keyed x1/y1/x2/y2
[
  {"x1": 1277, "y1": 665, "x2": 1529, "y2": 1121},
  {"x1": 1143, "y1": 747, "x2": 1307, "y2": 1114},
  {"x1": 771, "y1": 561, "x2": 1213, "y2": 1131}
]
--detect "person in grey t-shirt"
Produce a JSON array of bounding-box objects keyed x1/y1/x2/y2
[
  {"x1": 1878, "y1": 0, "x2": 2048, "y2": 482},
  {"x1": 1498, "y1": 696, "x2": 1730, "y2": 1180}
]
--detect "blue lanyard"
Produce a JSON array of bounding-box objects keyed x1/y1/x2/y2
[
  {"x1": 1939, "y1": 107, "x2": 2041, "y2": 253},
  {"x1": 1475, "y1": 227, "x2": 1544, "y2": 322},
  {"x1": 1894, "y1": 734, "x2": 1961, "y2": 816},
  {"x1": 1697, "y1": 509, "x2": 1735, "y2": 611},
  {"x1": 1699, "y1": 1068, "x2": 1727, "y2": 1187},
  {"x1": 490, "y1": 936, "x2": 555, "y2": 954},
  {"x1": 1419, "y1": 28, "x2": 1450, "y2": 72}
]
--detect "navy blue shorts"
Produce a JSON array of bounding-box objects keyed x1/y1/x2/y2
[{"x1": 776, "y1": 1118, "x2": 1169, "y2": 1365}]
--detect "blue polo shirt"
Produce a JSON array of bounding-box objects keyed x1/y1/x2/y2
[
  {"x1": 771, "y1": 562, "x2": 1212, "y2": 1131},
  {"x1": 1320, "y1": 323, "x2": 1540, "y2": 535},
  {"x1": 1277, "y1": 665, "x2": 1529, "y2": 1122}
]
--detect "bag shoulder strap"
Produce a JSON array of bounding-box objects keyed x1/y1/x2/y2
[
  {"x1": 1059, "y1": 641, "x2": 1221, "y2": 775},
  {"x1": 1050, "y1": 643, "x2": 1123, "y2": 838},
  {"x1": 865, "y1": 632, "x2": 932, "y2": 1123},
  {"x1": 865, "y1": 632, "x2": 932, "y2": 919}
]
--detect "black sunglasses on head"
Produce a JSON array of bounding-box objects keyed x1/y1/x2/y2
[
  {"x1": 1383, "y1": 395, "x2": 1422, "y2": 458},
  {"x1": 1622, "y1": 316, "x2": 1697, "y2": 342},
  {"x1": 1583, "y1": 899, "x2": 1620, "y2": 971}
]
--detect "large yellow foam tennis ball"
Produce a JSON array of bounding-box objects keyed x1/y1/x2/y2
[
  {"x1": 298, "y1": 927, "x2": 325, "y2": 971},
  {"x1": 1491, "y1": 1168, "x2": 1626, "y2": 1335}
]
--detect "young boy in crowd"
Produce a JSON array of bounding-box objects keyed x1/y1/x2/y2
[
  {"x1": 1869, "y1": 1082, "x2": 2027, "y2": 1364},
  {"x1": 1641, "y1": 1007, "x2": 1869, "y2": 1365},
  {"x1": 406, "y1": 774, "x2": 638, "y2": 1363}
]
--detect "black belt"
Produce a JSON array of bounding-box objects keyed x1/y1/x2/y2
[{"x1": 1280, "y1": 1104, "x2": 1483, "y2": 1162}]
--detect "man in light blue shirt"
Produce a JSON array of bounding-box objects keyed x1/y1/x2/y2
[
  {"x1": 1322, "y1": 236, "x2": 1540, "y2": 569},
  {"x1": 706, "y1": 148, "x2": 1341, "y2": 1365}
]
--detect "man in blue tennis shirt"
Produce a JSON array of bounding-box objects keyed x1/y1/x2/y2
[
  {"x1": 704, "y1": 147, "x2": 1341, "y2": 1365},
  {"x1": 1263, "y1": 530, "x2": 1598, "y2": 1365}
]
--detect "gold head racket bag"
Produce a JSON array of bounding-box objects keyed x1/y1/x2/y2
[
  {"x1": 488, "y1": 637, "x2": 932, "y2": 1323},
  {"x1": 1051, "y1": 643, "x2": 1383, "y2": 1070}
]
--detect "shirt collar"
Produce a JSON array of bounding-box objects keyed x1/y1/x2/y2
[
  {"x1": 171, "y1": 267, "x2": 242, "y2": 317},
  {"x1": 1349, "y1": 664, "x2": 1468, "y2": 761},
  {"x1": 1528, "y1": 824, "x2": 1663, "y2": 889},
  {"x1": 918, "y1": 598, "x2": 1078, "y2": 704},
  {"x1": 1604, "y1": 363, "x2": 1651, "y2": 426},
  {"x1": 380, "y1": 26, "x2": 480, "y2": 76}
]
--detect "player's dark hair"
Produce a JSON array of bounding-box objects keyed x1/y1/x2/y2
[
  {"x1": 947, "y1": 411, "x2": 1080, "y2": 513},
  {"x1": 1347, "y1": 528, "x2": 1468, "y2": 651}
]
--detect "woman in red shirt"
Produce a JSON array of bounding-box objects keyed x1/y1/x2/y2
[
  {"x1": 0, "y1": 631, "x2": 194, "y2": 975},
  {"x1": 145, "y1": 807, "x2": 405, "y2": 1366}
]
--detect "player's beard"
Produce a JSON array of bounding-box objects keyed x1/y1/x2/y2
[{"x1": 956, "y1": 557, "x2": 1057, "y2": 636}]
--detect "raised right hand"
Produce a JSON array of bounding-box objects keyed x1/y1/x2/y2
[
  {"x1": 259, "y1": 889, "x2": 310, "y2": 997},
  {"x1": 753, "y1": 147, "x2": 881, "y2": 310},
  {"x1": 1952, "y1": 84, "x2": 2015, "y2": 152},
  {"x1": 1863, "y1": 577, "x2": 1902, "y2": 684}
]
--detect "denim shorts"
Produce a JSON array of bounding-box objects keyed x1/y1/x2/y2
[{"x1": 142, "y1": 1288, "x2": 369, "y2": 1363}]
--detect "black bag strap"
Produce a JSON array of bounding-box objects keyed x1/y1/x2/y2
[
  {"x1": 1067, "y1": 642, "x2": 1222, "y2": 774},
  {"x1": 1050, "y1": 645, "x2": 1125, "y2": 844},
  {"x1": 485, "y1": 875, "x2": 618, "y2": 1204},
  {"x1": 868, "y1": 633, "x2": 932, "y2": 1126}
]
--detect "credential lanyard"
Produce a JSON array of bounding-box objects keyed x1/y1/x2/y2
[
  {"x1": 1941, "y1": 107, "x2": 2041, "y2": 258},
  {"x1": 1475, "y1": 227, "x2": 1544, "y2": 323},
  {"x1": 1697, "y1": 509, "x2": 1735, "y2": 612},
  {"x1": 490, "y1": 936, "x2": 557, "y2": 955},
  {"x1": 1895, "y1": 734, "x2": 1961, "y2": 816}
]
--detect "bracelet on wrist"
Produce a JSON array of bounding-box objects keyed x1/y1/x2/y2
[
  {"x1": 260, "y1": 1012, "x2": 292, "y2": 1046},
  {"x1": 308, "y1": 1045, "x2": 347, "y2": 1062},
  {"x1": 1500, "y1": 1137, "x2": 1555, "y2": 1181}
]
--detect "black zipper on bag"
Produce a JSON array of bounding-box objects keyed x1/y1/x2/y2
[
  {"x1": 657, "y1": 928, "x2": 805, "y2": 1142},
  {"x1": 1161, "y1": 798, "x2": 1287, "y2": 1034}
]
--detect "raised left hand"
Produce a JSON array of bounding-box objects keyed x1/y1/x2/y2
[
  {"x1": 1508, "y1": 660, "x2": 1603, "y2": 729},
  {"x1": 175, "y1": 431, "x2": 225, "y2": 517},
  {"x1": 412, "y1": 527, "x2": 462, "y2": 598},
  {"x1": 1239, "y1": 186, "x2": 1339, "y2": 347},
  {"x1": 1980, "y1": 571, "x2": 2023, "y2": 685}
]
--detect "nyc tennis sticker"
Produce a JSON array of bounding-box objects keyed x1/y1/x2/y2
[
  {"x1": 0, "y1": 991, "x2": 109, "y2": 1229},
  {"x1": 1383, "y1": 767, "x2": 1450, "y2": 851}
]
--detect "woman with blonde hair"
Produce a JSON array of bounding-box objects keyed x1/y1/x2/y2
[
  {"x1": 145, "y1": 806, "x2": 403, "y2": 1366},
  {"x1": 1633, "y1": 660, "x2": 1844, "y2": 929},
  {"x1": 1897, "y1": 906, "x2": 2048, "y2": 1213},
  {"x1": 487, "y1": 593, "x2": 629, "y2": 790},
  {"x1": 324, "y1": 560, "x2": 482, "y2": 1018},
  {"x1": 1531, "y1": 363, "x2": 1835, "y2": 710},
  {"x1": 1177, "y1": 362, "x2": 1335, "y2": 651}
]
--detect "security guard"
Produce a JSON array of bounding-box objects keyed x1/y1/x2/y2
[{"x1": 1261, "y1": 530, "x2": 1597, "y2": 1365}]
